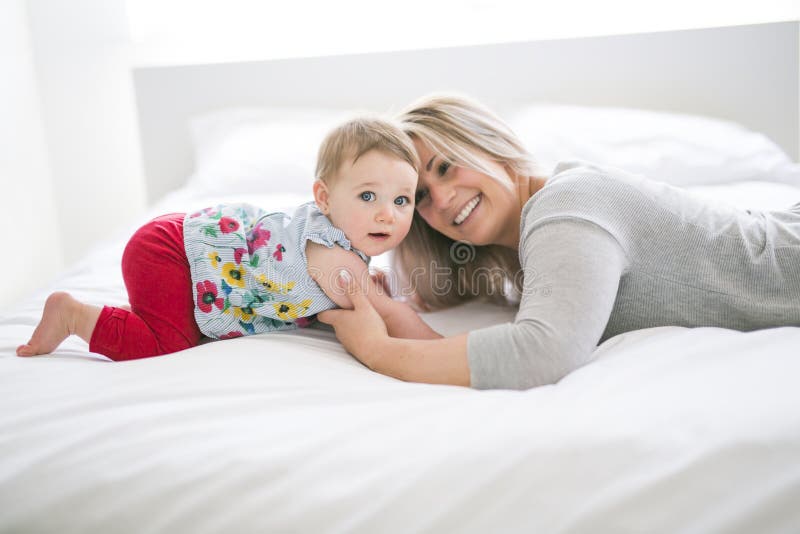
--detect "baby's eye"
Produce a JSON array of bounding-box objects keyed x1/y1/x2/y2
[
  {"x1": 415, "y1": 189, "x2": 429, "y2": 204},
  {"x1": 437, "y1": 161, "x2": 451, "y2": 176},
  {"x1": 394, "y1": 196, "x2": 411, "y2": 207},
  {"x1": 360, "y1": 191, "x2": 376, "y2": 202}
]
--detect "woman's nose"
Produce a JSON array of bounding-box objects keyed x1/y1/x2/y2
[{"x1": 429, "y1": 182, "x2": 456, "y2": 211}]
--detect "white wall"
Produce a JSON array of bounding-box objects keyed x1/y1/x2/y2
[
  {"x1": 26, "y1": 0, "x2": 147, "y2": 269},
  {"x1": 0, "y1": 0, "x2": 61, "y2": 310},
  {"x1": 0, "y1": 0, "x2": 147, "y2": 309},
  {"x1": 2, "y1": 0, "x2": 798, "y2": 311},
  {"x1": 128, "y1": 0, "x2": 800, "y2": 65}
]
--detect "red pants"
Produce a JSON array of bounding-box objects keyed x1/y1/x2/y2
[{"x1": 89, "y1": 213, "x2": 204, "y2": 361}]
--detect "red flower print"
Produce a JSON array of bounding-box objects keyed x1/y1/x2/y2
[
  {"x1": 196, "y1": 280, "x2": 224, "y2": 313},
  {"x1": 247, "y1": 223, "x2": 271, "y2": 254},
  {"x1": 273, "y1": 244, "x2": 286, "y2": 261},
  {"x1": 234, "y1": 248, "x2": 246, "y2": 264},
  {"x1": 219, "y1": 331, "x2": 244, "y2": 340},
  {"x1": 191, "y1": 207, "x2": 217, "y2": 218},
  {"x1": 219, "y1": 217, "x2": 240, "y2": 234}
]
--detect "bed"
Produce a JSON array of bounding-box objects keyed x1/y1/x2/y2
[{"x1": 2, "y1": 21, "x2": 800, "y2": 533}]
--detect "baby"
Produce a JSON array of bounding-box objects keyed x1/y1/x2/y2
[{"x1": 17, "y1": 116, "x2": 440, "y2": 360}]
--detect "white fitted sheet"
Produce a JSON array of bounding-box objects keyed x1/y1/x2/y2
[{"x1": 1, "y1": 182, "x2": 799, "y2": 533}]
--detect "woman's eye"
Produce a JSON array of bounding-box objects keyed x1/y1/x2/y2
[
  {"x1": 437, "y1": 161, "x2": 450, "y2": 176},
  {"x1": 415, "y1": 189, "x2": 428, "y2": 204},
  {"x1": 360, "y1": 191, "x2": 376, "y2": 202},
  {"x1": 394, "y1": 196, "x2": 410, "y2": 207}
]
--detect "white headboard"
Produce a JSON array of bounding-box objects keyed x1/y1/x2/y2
[{"x1": 133, "y1": 21, "x2": 799, "y2": 205}]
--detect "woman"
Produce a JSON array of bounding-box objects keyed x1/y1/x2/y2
[{"x1": 318, "y1": 93, "x2": 800, "y2": 390}]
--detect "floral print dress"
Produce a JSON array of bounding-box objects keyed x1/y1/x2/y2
[{"x1": 183, "y1": 202, "x2": 369, "y2": 339}]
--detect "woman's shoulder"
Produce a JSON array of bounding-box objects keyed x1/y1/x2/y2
[
  {"x1": 523, "y1": 160, "x2": 685, "y2": 221},
  {"x1": 520, "y1": 159, "x2": 750, "y2": 252},
  {"x1": 544, "y1": 160, "x2": 647, "y2": 190},
  {"x1": 525, "y1": 160, "x2": 641, "y2": 216},
  {"x1": 519, "y1": 159, "x2": 697, "y2": 250}
]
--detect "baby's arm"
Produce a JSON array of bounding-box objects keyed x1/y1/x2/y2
[{"x1": 305, "y1": 242, "x2": 442, "y2": 340}]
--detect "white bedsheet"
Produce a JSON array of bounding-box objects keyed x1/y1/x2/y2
[{"x1": 1, "y1": 183, "x2": 799, "y2": 533}]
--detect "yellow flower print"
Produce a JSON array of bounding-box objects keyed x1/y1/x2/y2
[
  {"x1": 231, "y1": 305, "x2": 256, "y2": 322},
  {"x1": 274, "y1": 299, "x2": 312, "y2": 320},
  {"x1": 208, "y1": 251, "x2": 221, "y2": 269},
  {"x1": 222, "y1": 262, "x2": 246, "y2": 288},
  {"x1": 255, "y1": 274, "x2": 295, "y2": 295}
]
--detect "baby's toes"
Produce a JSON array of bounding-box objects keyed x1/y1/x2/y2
[{"x1": 16, "y1": 344, "x2": 36, "y2": 357}]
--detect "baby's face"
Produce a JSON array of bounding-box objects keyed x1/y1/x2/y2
[{"x1": 324, "y1": 150, "x2": 418, "y2": 257}]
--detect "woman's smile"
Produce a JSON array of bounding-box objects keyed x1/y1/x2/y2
[
  {"x1": 453, "y1": 194, "x2": 481, "y2": 226},
  {"x1": 411, "y1": 137, "x2": 529, "y2": 248}
]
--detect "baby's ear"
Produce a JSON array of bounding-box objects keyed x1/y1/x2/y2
[{"x1": 312, "y1": 180, "x2": 330, "y2": 214}]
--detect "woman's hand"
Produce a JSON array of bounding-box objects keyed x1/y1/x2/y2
[
  {"x1": 318, "y1": 269, "x2": 389, "y2": 368},
  {"x1": 320, "y1": 269, "x2": 470, "y2": 386}
]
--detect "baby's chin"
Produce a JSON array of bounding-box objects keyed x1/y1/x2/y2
[
  {"x1": 360, "y1": 244, "x2": 391, "y2": 257},
  {"x1": 356, "y1": 239, "x2": 397, "y2": 257}
]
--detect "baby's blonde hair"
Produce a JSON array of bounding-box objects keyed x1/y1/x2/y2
[
  {"x1": 395, "y1": 93, "x2": 545, "y2": 309},
  {"x1": 315, "y1": 116, "x2": 420, "y2": 184}
]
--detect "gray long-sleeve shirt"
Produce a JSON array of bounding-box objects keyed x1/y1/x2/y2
[{"x1": 467, "y1": 161, "x2": 800, "y2": 390}]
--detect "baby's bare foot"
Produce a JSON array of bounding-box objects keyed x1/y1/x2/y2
[{"x1": 17, "y1": 292, "x2": 79, "y2": 357}]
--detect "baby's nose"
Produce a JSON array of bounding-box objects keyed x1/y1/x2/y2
[{"x1": 376, "y1": 205, "x2": 395, "y2": 223}]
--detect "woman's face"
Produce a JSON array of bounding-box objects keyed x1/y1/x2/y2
[{"x1": 412, "y1": 139, "x2": 522, "y2": 248}]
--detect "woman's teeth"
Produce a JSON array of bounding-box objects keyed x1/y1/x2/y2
[{"x1": 454, "y1": 195, "x2": 480, "y2": 225}]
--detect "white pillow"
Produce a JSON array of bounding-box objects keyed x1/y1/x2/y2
[
  {"x1": 188, "y1": 107, "x2": 358, "y2": 196},
  {"x1": 187, "y1": 104, "x2": 800, "y2": 197},
  {"x1": 506, "y1": 104, "x2": 799, "y2": 186}
]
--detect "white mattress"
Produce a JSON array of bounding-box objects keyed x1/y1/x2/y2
[{"x1": 1, "y1": 182, "x2": 800, "y2": 533}]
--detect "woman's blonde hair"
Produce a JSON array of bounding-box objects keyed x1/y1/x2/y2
[{"x1": 394, "y1": 93, "x2": 543, "y2": 309}]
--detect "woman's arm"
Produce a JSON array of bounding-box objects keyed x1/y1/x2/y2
[
  {"x1": 466, "y1": 219, "x2": 628, "y2": 389},
  {"x1": 305, "y1": 242, "x2": 441, "y2": 340},
  {"x1": 317, "y1": 269, "x2": 470, "y2": 386},
  {"x1": 318, "y1": 219, "x2": 628, "y2": 390}
]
